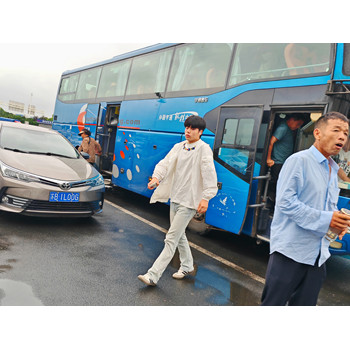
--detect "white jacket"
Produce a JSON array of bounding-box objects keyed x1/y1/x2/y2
[{"x1": 150, "y1": 139, "x2": 218, "y2": 209}]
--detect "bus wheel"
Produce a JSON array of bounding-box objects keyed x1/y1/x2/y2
[{"x1": 187, "y1": 214, "x2": 211, "y2": 236}]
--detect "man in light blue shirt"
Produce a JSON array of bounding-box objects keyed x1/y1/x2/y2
[{"x1": 261, "y1": 112, "x2": 350, "y2": 306}]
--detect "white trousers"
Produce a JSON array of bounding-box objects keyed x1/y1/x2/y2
[{"x1": 147, "y1": 202, "x2": 196, "y2": 283}]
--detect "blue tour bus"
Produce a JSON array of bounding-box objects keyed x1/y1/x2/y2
[{"x1": 52, "y1": 43, "x2": 350, "y2": 256}]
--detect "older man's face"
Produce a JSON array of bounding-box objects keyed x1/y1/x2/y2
[{"x1": 314, "y1": 119, "x2": 349, "y2": 158}]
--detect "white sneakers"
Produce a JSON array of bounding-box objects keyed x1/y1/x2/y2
[
  {"x1": 138, "y1": 265, "x2": 198, "y2": 286},
  {"x1": 137, "y1": 273, "x2": 157, "y2": 286},
  {"x1": 172, "y1": 265, "x2": 198, "y2": 280}
]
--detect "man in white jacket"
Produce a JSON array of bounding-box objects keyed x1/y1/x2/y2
[{"x1": 138, "y1": 115, "x2": 218, "y2": 286}]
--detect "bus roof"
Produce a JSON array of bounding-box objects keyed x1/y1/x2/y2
[{"x1": 62, "y1": 43, "x2": 177, "y2": 76}]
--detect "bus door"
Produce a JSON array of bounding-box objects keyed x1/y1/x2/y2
[
  {"x1": 206, "y1": 106, "x2": 264, "y2": 234},
  {"x1": 96, "y1": 103, "x2": 120, "y2": 175},
  {"x1": 254, "y1": 109, "x2": 321, "y2": 241}
]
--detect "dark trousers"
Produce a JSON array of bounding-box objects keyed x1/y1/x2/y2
[
  {"x1": 268, "y1": 163, "x2": 283, "y2": 203},
  {"x1": 261, "y1": 252, "x2": 327, "y2": 306}
]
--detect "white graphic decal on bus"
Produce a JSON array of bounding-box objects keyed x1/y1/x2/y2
[{"x1": 158, "y1": 111, "x2": 198, "y2": 122}]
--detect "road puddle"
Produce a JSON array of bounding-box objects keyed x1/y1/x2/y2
[
  {"x1": 192, "y1": 268, "x2": 261, "y2": 305},
  {"x1": 0, "y1": 279, "x2": 43, "y2": 306},
  {"x1": 170, "y1": 253, "x2": 261, "y2": 305},
  {"x1": 229, "y1": 280, "x2": 260, "y2": 306}
]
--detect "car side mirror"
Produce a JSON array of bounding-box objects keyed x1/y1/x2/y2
[{"x1": 81, "y1": 152, "x2": 90, "y2": 160}]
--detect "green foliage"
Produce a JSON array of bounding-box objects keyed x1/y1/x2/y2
[{"x1": 0, "y1": 108, "x2": 39, "y2": 125}]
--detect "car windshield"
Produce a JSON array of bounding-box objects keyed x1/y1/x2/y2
[{"x1": 0, "y1": 126, "x2": 79, "y2": 159}]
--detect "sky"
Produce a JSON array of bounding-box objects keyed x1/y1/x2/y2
[
  {"x1": 0, "y1": 43, "x2": 154, "y2": 118},
  {"x1": 0, "y1": 1, "x2": 339, "y2": 120}
]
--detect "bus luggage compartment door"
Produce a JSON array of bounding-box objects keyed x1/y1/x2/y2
[{"x1": 206, "y1": 106, "x2": 264, "y2": 234}]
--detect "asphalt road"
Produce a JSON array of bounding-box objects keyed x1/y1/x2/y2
[{"x1": 0, "y1": 186, "x2": 350, "y2": 306}]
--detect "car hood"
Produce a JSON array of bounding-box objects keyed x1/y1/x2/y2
[{"x1": 0, "y1": 149, "x2": 96, "y2": 181}]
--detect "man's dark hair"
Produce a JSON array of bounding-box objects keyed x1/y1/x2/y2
[
  {"x1": 286, "y1": 113, "x2": 307, "y2": 122},
  {"x1": 314, "y1": 111, "x2": 349, "y2": 129},
  {"x1": 184, "y1": 115, "x2": 206, "y2": 131}
]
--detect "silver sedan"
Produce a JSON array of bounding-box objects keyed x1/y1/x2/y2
[{"x1": 0, "y1": 121, "x2": 104, "y2": 217}]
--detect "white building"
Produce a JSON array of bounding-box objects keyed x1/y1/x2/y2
[
  {"x1": 9, "y1": 100, "x2": 25, "y2": 114},
  {"x1": 0, "y1": 100, "x2": 44, "y2": 118}
]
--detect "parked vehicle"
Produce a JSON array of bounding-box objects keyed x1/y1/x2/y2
[{"x1": 0, "y1": 121, "x2": 104, "y2": 217}]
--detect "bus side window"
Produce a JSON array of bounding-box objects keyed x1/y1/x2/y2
[
  {"x1": 284, "y1": 43, "x2": 331, "y2": 76},
  {"x1": 58, "y1": 74, "x2": 79, "y2": 101},
  {"x1": 97, "y1": 60, "x2": 131, "y2": 99},
  {"x1": 229, "y1": 43, "x2": 331, "y2": 86},
  {"x1": 168, "y1": 43, "x2": 233, "y2": 93},
  {"x1": 125, "y1": 49, "x2": 172, "y2": 97},
  {"x1": 75, "y1": 67, "x2": 101, "y2": 100}
]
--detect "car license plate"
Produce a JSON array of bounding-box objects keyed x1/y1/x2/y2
[{"x1": 49, "y1": 192, "x2": 80, "y2": 202}]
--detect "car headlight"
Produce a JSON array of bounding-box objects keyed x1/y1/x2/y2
[
  {"x1": 86, "y1": 174, "x2": 105, "y2": 187},
  {"x1": 0, "y1": 161, "x2": 40, "y2": 183}
]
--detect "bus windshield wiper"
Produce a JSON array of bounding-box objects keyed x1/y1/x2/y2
[
  {"x1": 3, "y1": 147, "x2": 29, "y2": 153},
  {"x1": 27, "y1": 151, "x2": 74, "y2": 159}
]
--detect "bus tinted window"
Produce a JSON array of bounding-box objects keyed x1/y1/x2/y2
[
  {"x1": 125, "y1": 49, "x2": 173, "y2": 97},
  {"x1": 236, "y1": 119, "x2": 255, "y2": 145},
  {"x1": 222, "y1": 119, "x2": 238, "y2": 144},
  {"x1": 76, "y1": 67, "x2": 102, "y2": 100},
  {"x1": 219, "y1": 148, "x2": 250, "y2": 176},
  {"x1": 97, "y1": 60, "x2": 131, "y2": 98},
  {"x1": 167, "y1": 44, "x2": 233, "y2": 92},
  {"x1": 222, "y1": 118, "x2": 254, "y2": 146},
  {"x1": 343, "y1": 43, "x2": 350, "y2": 76},
  {"x1": 219, "y1": 118, "x2": 256, "y2": 176},
  {"x1": 229, "y1": 43, "x2": 331, "y2": 85},
  {"x1": 59, "y1": 74, "x2": 79, "y2": 101}
]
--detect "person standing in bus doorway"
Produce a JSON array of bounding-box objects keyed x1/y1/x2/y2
[
  {"x1": 138, "y1": 115, "x2": 218, "y2": 286},
  {"x1": 261, "y1": 112, "x2": 350, "y2": 306},
  {"x1": 78, "y1": 128, "x2": 102, "y2": 170},
  {"x1": 266, "y1": 114, "x2": 305, "y2": 207}
]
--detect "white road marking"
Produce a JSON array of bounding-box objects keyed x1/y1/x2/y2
[{"x1": 105, "y1": 200, "x2": 266, "y2": 285}]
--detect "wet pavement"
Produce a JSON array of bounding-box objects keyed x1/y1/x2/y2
[
  {"x1": 0, "y1": 186, "x2": 350, "y2": 306},
  {"x1": 0, "y1": 279, "x2": 43, "y2": 306},
  {"x1": 0, "y1": 200, "x2": 263, "y2": 306}
]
